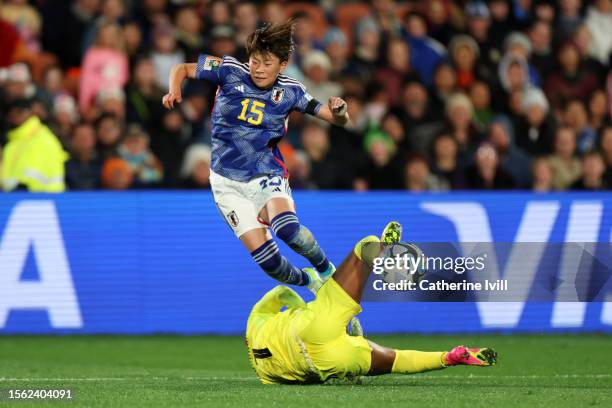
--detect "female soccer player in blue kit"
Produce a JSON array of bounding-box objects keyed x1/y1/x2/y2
[{"x1": 163, "y1": 21, "x2": 349, "y2": 290}]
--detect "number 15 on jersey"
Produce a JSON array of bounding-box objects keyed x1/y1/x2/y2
[{"x1": 237, "y1": 99, "x2": 265, "y2": 125}]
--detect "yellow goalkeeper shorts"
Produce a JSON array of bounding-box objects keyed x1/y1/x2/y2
[{"x1": 295, "y1": 278, "x2": 373, "y2": 380}]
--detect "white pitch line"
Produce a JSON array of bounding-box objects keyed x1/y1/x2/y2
[
  {"x1": 0, "y1": 374, "x2": 609, "y2": 382},
  {"x1": 383, "y1": 374, "x2": 612, "y2": 380}
]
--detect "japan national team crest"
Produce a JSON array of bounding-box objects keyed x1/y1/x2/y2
[
  {"x1": 271, "y1": 87, "x2": 284, "y2": 104},
  {"x1": 227, "y1": 211, "x2": 239, "y2": 227}
]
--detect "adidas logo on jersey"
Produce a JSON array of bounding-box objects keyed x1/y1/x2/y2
[{"x1": 234, "y1": 84, "x2": 245, "y2": 93}]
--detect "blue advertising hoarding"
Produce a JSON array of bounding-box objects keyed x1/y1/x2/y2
[{"x1": 0, "y1": 191, "x2": 611, "y2": 334}]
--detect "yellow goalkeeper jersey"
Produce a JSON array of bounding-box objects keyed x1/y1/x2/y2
[{"x1": 246, "y1": 282, "x2": 372, "y2": 384}]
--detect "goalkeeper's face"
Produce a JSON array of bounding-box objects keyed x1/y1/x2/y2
[{"x1": 248, "y1": 52, "x2": 288, "y2": 89}]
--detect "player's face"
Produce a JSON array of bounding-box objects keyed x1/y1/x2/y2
[{"x1": 248, "y1": 52, "x2": 288, "y2": 89}]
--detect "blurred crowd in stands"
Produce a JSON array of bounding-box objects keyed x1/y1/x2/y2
[{"x1": 0, "y1": 0, "x2": 611, "y2": 192}]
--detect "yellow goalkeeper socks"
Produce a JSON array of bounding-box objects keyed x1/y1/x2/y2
[
  {"x1": 391, "y1": 350, "x2": 446, "y2": 374},
  {"x1": 353, "y1": 235, "x2": 380, "y2": 262}
]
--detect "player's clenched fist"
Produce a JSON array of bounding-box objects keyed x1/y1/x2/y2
[
  {"x1": 162, "y1": 91, "x2": 182, "y2": 109},
  {"x1": 328, "y1": 96, "x2": 347, "y2": 116}
]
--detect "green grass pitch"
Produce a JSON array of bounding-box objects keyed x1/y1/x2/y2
[{"x1": 0, "y1": 335, "x2": 610, "y2": 407}]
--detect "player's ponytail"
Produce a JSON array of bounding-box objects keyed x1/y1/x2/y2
[{"x1": 245, "y1": 20, "x2": 295, "y2": 62}]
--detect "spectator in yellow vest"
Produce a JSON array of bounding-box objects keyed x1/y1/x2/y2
[{"x1": 1, "y1": 98, "x2": 68, "y2": 192}]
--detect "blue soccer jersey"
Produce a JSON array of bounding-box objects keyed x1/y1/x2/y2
[{"x1": 195, "y1": 54, "x2": 322, "y2": 182}]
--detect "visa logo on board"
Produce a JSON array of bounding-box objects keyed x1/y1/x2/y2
[{"x1": 422, "y1": 201, "x2": 612, "y2": 328}]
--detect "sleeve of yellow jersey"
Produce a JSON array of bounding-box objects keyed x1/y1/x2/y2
[{"x1": 251, "y1": 286, "x2": 306, "y2": 315}]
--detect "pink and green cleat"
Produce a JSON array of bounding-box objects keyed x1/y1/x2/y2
[{"x1": 444, "y1": 346, "x2": 498, "y2": 367}]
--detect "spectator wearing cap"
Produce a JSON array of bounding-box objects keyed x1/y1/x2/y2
[
  {"x1": 65, "y1": 122, "x2": 103, "y2": 190},
  {"x1": 544, "y1": 41, "x2": 599, "y2": 111},
  {"x1": 4, "y1": 63, "x2": 52, "y2": 115},
  {"x1": 1, "y1": 97, "x2": 68, "y2": 192},
  {"x1": 401, "y1": 12, "x2": 446, "y2": 87},
  {"x1": 322, "y1": 28, "x2": 350, "y2": 81},
  {"x1": 208, "y1": 24, "x2": 237, "y2": 59},
  {"x1": 488, "y1": 115, "x2": 532, "y2": 187},
  {"x1": 464, "y1": 1, "x2": 499, "y2": 73},
  {"x1": 302, "y1": 50, "x2": 343, "y2": 106},
  {"x1": 517, "y1": 87, "x2": 557, "y2": 155},
  {"x1": 374, "y1": 38, "x2": 420, "y2": 107},
  {"x1": 571, "y1": 151, "x2": 608, "y2": 190},
  {"x1": 180, "y1": 144, "x2": 211, "y2": 189},
  {"x1": 549, "y1": 126, "x2": 582, "y2": 190},
  {"x1": 4, "y1": 62, "x2": 35, "y2": 100},
  {"x1": 346, "y1": 17, "x2": 381, "y2": 82},
  {"x1": 79, "y1": 21, "x2": 129, "y2": 117}
]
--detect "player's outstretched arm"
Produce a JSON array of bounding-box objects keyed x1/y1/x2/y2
[
  {"x1": 162, "y1": 63, "x2": 197, "y2": 109},
  {"x1": 316, "y1": 96, "x2": 350, "y2": 127},
  {"x1": 251, "y1": 285, "x2": 306, "y2": 315}
]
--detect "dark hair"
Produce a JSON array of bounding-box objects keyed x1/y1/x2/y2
[{"x1": 245, "y1": 21, "x2": 295, "y2": 62}]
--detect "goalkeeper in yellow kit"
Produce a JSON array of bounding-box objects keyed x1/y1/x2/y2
[{"x1": 246, "y1": 222, "x2": 498, "y2": 384}]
